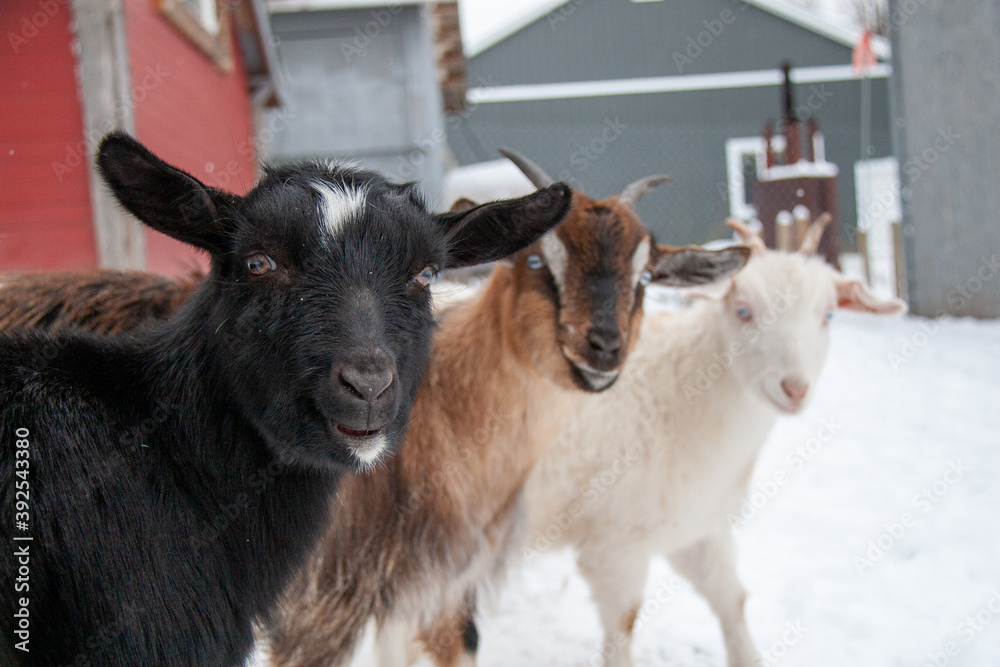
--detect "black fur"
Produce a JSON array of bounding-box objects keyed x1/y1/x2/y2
[{"x1": 0, "y1": 133, "x2": 571, "y2": 666}]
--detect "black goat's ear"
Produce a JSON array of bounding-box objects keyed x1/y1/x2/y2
[
  {"x1": 96, "y1": 132, "x2": 238, "y2": 254},
  {"x1": 650, "y1": 244, "x2": 751, "y2": 287},
  {"x1": 434, "y1": 183, "x2": 572, "y2": 268}
]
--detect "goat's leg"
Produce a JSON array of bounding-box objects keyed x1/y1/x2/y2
[
  {"x1": 576, "y1": 545, "x2": 650, "y2": 667},
  {"x1": 375, "y1": 613, "x2": 422, "y2": 667},
  {"x1": 666, "y1": 525, "x2": 759, "y2": 667},
  {"x1": 418, "y1": 592, "x2": 478, "y2": 667}
]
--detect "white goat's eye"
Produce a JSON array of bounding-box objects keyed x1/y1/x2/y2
[
  {"x1": 638, "y1": 270, "x2": 653, "y2": 287},
  {"x1": 824, "y1": 311, "x2": 834, "y2": 323},
  {"x1": 413, "y1": 266, "x2": 437, "y2": 287},
  {"x1": 735, "y1": 305, "x2": 753, "y2": 321},
  {"x1": 526, "y1": 254, "x2": 545, "y2": 270}
]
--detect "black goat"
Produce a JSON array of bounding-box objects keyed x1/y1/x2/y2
[{"x1": 0, "y1": 133, "x2": 571, "y2": 666}]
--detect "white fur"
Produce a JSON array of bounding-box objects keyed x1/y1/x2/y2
[
  {"x1": 540, "y1": 231, "x2": 568, "y2": 292},
  {"x1": 350, "y1": 433, "x2": 388, "y2": 469},
  {"x1": 524, "y1": 250, "x2": 905, "y2": 667},
  {"x1": 313, "y1": 182, "x2": 367, "y2": 239},
  {"x1": 630, "y1": 237, "x2": 650, "y2": 287}
]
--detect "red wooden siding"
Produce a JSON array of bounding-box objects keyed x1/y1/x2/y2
[
  {"x1": 126, "y1": 0, "x2": 257, "y2": 277},
  {"x1": 0, "y1": 0, "x2": 98, "y2": 271}
]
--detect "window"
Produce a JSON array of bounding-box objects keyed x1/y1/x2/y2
[
  {"x1": 158, "y1": 0, "x2": 232, "y2": 72},
  {"x1": 180, "y1": 0, "x2": 219, "y2": 34},
  {"x1": 724, "y1": 135, "x2": 787, "y2": 220}
]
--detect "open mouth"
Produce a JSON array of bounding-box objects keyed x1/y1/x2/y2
[
  {"x1": 336, "y1": 424, "x2": 382, "y2": 438},
  {"x1": 573, "y1": 364, "x2": 619, "y2": 391},
  {"x1": 562, "y1": 345, "x2": 620, "y2": 391},
  {"x1": 330, "y1": 422, "x2": 388, "y2": 466}
]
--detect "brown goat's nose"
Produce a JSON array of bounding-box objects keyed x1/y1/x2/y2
[
  {"x1": 781, "y1": 376, "x2": 809, "y2": 403},
  {"x1": 588, "y1": 328, "x2": 622, "y2": 354},
  {"x1": 339, "y1": 366, "x2": 394, "y2": 404}
]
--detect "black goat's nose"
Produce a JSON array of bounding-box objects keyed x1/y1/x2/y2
[
  {"x1": 588, "y1": 328, "x2": 622, "y2": 354},
  {"x1": 339, "y1": 366, "x2": 394, "y2": 403}
]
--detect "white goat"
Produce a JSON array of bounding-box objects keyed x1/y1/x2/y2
[{"x1": 523, "y1": 217, "x2": 906, "y2": 667}]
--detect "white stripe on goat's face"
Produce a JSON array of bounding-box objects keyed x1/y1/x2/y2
[
  {"x1": 630, "y1": 237, "x2": 651, "y2": 288},
  {"x1": 540, "y1": 230, "x2": 569, "y2": 293},
  {"x1": 313, "y1": 182, "x2": 367, "y2": 240}
]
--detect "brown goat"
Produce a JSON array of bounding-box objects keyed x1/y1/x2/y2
[
  {"x1": 0, "y1": 269, "x2": 200, "y2": 335},
  {"x1": 262, "y1": 153, "x2": 749, "y2": 667}
]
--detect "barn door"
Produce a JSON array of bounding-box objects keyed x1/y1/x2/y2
[{"x1": 265, "y1": 6, "x2": 445, "y2": 200}]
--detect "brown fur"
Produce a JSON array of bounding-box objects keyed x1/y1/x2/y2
[
  {"x1": 621, "y1": 605, "x2": 640, "y2": 637},
  {"x1": 0, "y1": 269, "x2": 201, "y2": 335}
]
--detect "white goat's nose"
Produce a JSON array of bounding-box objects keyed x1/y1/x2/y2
[{"x1": 781, "y1": 376, "x2": 809, "y2": 402}]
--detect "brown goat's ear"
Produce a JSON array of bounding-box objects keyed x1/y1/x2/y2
[
  {"x1": 449, "y1": 197, "x2": 478, "y2": 212},
  {"x1": 835, "y1": 277, "x2": 908, "y2": 315},
  {"x1": 96, "y1": 132, "x2": 238, "y2": 254},
  {"x1": 435, "y1": 183, "x2": 572, "y2": 268},
  {"x1": 650, "y1": 244, "x2": 751, "y2": 287}
]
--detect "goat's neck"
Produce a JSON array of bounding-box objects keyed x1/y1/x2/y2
[
  {"x1": 646, "y1": 302, "x2": 777, "y2": 449},
  {"x1": 403, "y1": 268, "x2": 577, "y2": 523}
]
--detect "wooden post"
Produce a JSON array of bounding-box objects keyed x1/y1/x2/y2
[
  {"x1": 70, "y1": 0, "x2": 145, "y2": 270},
  {"x1": 792, "y1": 204, "x2": 811, "y2": 249},
  {"x1": 776, "y1": 210, "x2": 794, "y2": 252},
  {"x1": 892, "y1": 219, "x2": 908, "y2": 301},
  {"x1": 857, "y1": 227, "x2": 871, "y2": 285}
]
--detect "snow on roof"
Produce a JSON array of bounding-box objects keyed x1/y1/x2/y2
[
  {"x1": 441, "y1": 158, "x2": 534, "y2": 209},
  {"x1": 461, "y1": 0, "x2": 889, "y2": 60},
  {"x1": 760, "y1": 159, "x2": 840, "y2": 181}
]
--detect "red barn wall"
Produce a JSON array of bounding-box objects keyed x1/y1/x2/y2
[
  {"x1": 0, "y1": 0, "x2": 98, "y2": 271},
  {"x1": 125, "y1": 0, "x2": 257, "y2": 277},
  {"x1": 0, "y1": 0, "x2": 257, "y2": 276}
]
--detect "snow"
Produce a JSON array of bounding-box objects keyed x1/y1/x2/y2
[
  {"x1": 461, "y1": 311, "x2": 1000, "y2": 667},
  {"x1": 458, "y1": 0, "x2": 870, "y2": 57}
]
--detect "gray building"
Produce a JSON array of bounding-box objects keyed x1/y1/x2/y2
[
  {"x1": 264, "y1": 0, "x2": 450, "y2": 199},
  {"x1": 447, "y1": 0, "x2": 894, "y2": 247},
  {"x1": 890, "y1": 0, "x2": 1000, "y2": 319}
]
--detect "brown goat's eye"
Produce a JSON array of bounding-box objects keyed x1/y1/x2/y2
[
  {"x1": 526, "y1": 254, "x2": 545, "y2": 270},
  {"x1": 412, "y1": 265, "x2": 437, "y2": 287},
  {"x1": 246, "y1": 253, "x2": 276, "y2": 276}
]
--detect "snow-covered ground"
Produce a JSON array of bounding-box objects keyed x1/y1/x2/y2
[{"x1": 462, "y1": 310, "x2": 1000, "y2": 667}]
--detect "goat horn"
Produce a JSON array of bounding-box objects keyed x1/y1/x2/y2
[
  {"x1": 725, "y1": 218, "x2": 767, "y2": 257},
  {"x1": 498, "y1": 147, "x2": 554, "y2": 188},
  {"x1": 799, "y1": 212, "x2": 832, "y2": 255},
  {"x1": 619, "y1": 175, "x2": 673, "y2": 209}
]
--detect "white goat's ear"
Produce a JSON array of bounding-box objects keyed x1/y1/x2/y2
[
  {"x1": 835, "y1": 278, "x2": 908, "y2": 315},
  {"x1": 682, "y1": 277, "x2": 734, "y2": 301}
]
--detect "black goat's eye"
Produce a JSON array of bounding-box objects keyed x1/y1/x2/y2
[
  {"x1": 412, "y1": 265, "x2": 437, "y2": 287},
  {"x1": 638, "y1": 269, "x2": 653, "y2": 287},
  {"x1": 246, "y1": 253, "x2": 276, "y2": 276}
]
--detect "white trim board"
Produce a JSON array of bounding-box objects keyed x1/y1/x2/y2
[
  {"x1": 462, "y1": 0, "x2": 890, "y2": 59},
  {"x1": 466, "y1": 63, "x2": 891, "y2": 104},
  {"x1": 268, "y1": 0, "x2": 425, "y2": 13}
]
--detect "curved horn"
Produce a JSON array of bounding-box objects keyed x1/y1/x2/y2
[
  {"x1": 619, "y1": 174, "x2": 673, "y2": 209},
  {"x1": 498, "y1": 147, "x2": 554, "y2": 189},
  {"x1": 725, "y1": 218, "x2": 767, "y2": 257},
  {"x1": 799, "y1": 212, "x2": 832, "y2": 255}
]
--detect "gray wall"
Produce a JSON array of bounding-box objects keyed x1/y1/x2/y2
[
  {"x1": 890, "y1": 0, "x2": 1000, "y2": 318},
  {"x1": 265, "y1": 6, "x2": 447, "y2": 201},
  {"x1": 448, "y1": 0, "x2": 893, "y2": 246}
]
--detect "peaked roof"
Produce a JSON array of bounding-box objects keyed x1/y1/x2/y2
[{"x1": 463, "y1": 0, "x2": 889, "y2": 59}]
